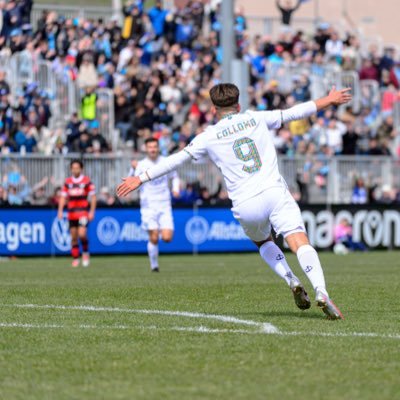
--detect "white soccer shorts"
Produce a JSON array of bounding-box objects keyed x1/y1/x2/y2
[
  {"x1": 140, "y1": 203, "x2": 174, "y2": 231},
  {"x1": 232, "y1": 186, "x2": 305, "y2": 242}
]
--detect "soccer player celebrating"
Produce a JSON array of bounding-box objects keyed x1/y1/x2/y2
[
  {"x1": 58, "y1": 160, "x2": 96, "y2": 267},
  {"x1": 130, "y1": 138, "x2": 180, "y2": 272},
  {"x1": 117, "y1": 84, "x2": 351, "y2": 319}
]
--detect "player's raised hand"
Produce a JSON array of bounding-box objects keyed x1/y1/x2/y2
[
  {"x1": 116, "y1": 176, "x2": 142, "y2": 197},
  {"x1": 328, "y1": 86, "x2": 352, "y2": 106}
]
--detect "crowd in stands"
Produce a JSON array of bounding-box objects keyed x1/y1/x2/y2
[{"x1": 0, "y1": 0, "x2": 399, "y2": 205}]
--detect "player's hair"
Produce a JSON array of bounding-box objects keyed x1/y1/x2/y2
[
  {"x1": 145, "y1": 137, "x2": 159, "y2": 146},
  {"x1": 209, "y1": 83, "x2": 240, "y2": 108},
  {"x1": 70, "y1": 159, "x2": 83, "y2": 168}
]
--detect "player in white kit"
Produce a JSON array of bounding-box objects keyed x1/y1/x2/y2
[
  {"x1": 131, "y1": 138, "x2": 180, "y2": 272},
  {"x1": 118, "y1": 84, "x2": 351, "y2": 319}
]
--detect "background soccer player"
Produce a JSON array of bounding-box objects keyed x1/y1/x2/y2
[
  {"x1": 130, "y1": 138, "x2": 180, "y2": 272},
  {"x1": 58, "y1": 160, "x2": 96, "y2": 267},
  {"x1": 118, "y1": 83, "x2": 351, "y2": 319}
]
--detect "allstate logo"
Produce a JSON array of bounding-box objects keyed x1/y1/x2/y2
[
  {"x1": 51, "y1": 217, "x2": 71, "y2": 252},
  {"x1": 97, "y1": 217, "x2": 120, "y2": 246},
  {"x1": 185, "y1": 216, "x2": 209, "y2": 245}
]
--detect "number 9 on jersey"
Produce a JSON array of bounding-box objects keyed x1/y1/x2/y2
[{"x1": 233, "y1": 137, "x2": 262, "y2": 174}]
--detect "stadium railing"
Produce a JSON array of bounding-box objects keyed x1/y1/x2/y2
[
  {"x1": 0, "y1": 154, "x2": 396, "y2": 204},
  {"x1": 97, "y1": 89, "x2": 118, "y2": 150},
  {"x1": 31, "y1": 4, "x2": 112, "y2": 28},
  {"x1": 4, "y1": 53, "x2": 116, "y2": 143}
]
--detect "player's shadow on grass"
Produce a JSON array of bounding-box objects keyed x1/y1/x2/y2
[{"x1": 242, "y1": 311, "x2": 322, "y2": 320}]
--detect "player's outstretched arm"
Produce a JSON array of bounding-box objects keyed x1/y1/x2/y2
[
  {"x1": 116, "y1": 150, "x2": 192, "y2": 197},
  {"x1": 314, "y1": 86, "x2": 352, "y2": 111},
  {"x1": 272, "y1": 86, "x2": 352, "y2": 128}
]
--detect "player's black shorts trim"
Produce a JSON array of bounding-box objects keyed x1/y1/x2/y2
[{"x1": 69, "y1": 218, "x2": 89, "y2": 228}]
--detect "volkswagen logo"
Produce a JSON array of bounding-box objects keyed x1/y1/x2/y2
[
  {"x1": 51, "y1": 217, "x2": 71, "y2": 252},
  {"x1": 97, "y1": 217, "x2": 120, "y2": 246},
  {"x1": 185, "y1": 216, "x2": 209, "y2": 245}
]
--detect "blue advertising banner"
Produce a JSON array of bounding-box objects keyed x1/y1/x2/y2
[
  {"x1": 0, "y1": 208, "x2": 255, "y2": 256},
  {"x1": 0, "y1": 206, "x2": 399, "y2": 256}
]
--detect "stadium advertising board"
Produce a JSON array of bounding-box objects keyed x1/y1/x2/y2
[{"x1": 0, "y1": 206, "x2": 399, "y2": 255}]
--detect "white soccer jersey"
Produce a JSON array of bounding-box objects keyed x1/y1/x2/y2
[
  {"x1": 184, "y1": 109, "x2": 287, "y2": 207},
  {"x1": 134, "y1": 156, "x2": 180, "y2": 207}
]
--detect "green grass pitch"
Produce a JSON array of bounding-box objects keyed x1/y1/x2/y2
[{"x1": 0, "y1": 251, "x2": 399, "y2": 400}]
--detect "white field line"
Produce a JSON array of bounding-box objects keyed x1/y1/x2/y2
[
  {"x1": 4, "y1": 303, "x2": 279, "y2": 334},
  {"x1": 1, "y1": 304, "x2": 399, "y2": 340},
  {"x1": 0, "y1": 321, "x2": 400, "y2": 340},
  {"x1": 0, "y1": 322, "x2": 258, "y2": 335}
]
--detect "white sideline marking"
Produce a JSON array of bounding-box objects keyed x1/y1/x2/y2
[
  {"x1": 1, "y1": 304, "x2": 399, "y2": 340},
  {"x1": 4, "y1": 303, "x2": 279, "y2": 334},
  {"x1": 0, "y1": 322, "x2": 256, "y2": 334},
  {"x1": 0, "y1": 321, "x2": 399, "y2": 340},
  {"x1": 282, "y1": 331, "x2": 400, "y2": 340}
]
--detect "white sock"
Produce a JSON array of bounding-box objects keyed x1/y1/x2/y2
[
  {"x1": 259, "y1": 241, "x2": 299, "y2": 286},
  {"x1": 147, "y1": 241, "x2": 159, "y2": 269},
  {"x1": 296, "y1": 245, "x2": 327, "y2": 294}
]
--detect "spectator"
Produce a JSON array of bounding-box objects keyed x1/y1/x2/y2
[
  {"x1": 296, "y1": 170, "x2": 309, "y2": 204},
  {"x1": 291, "y1": 76, "x2": 311, "y2": 102},
  {"x1": 48, "y1": 186, "x2": 62, "y2": 206},
  {"x1": 389, "y1": 61, "x2": 400, "y2": 88},
  {"x1": 14, "y1": 125, "x2": 37, "y2": 152},
  {"x1": 65, "y1": 112, "x2": 83, "y2": 152},
  {"x1": 276, "y1": 0, "x2": 301, "y2": 26},
  {"x1": 88, "y1": 120, "x2": 110, "y2": 153},
  {"x1": 334, "y1": 218, "x2": 367, "y2": 253},
  {"x1": 5, "y1": 173, "x2": 31, "y2": 205},
  {"x1": 0, "y1": 70, "x2": 10, "y2": 94},
  {"x1": 377, "y1": 184, "x2": 395, "y2": 204},
  {"x1": 325, "y1": 31, "x2": 343, "y2": 61},
  {"x1": 0, "y1": 185, "x2": 8, "y2": 205},
  {"x1": 115, "y1": 93, "x2": 133, "y2": 142},
  {"x1": 262, "y1": 80, "x2": 286, "y2": 110},
  {"x1": 325, "y1": 119, "x2": 344, "y2": 154},
  {"x1": 342, "y1": 122, "x2": 360, "y2": 155},
  {"x1": 381, "y1": 84, "x2": 399, "y2": 116},
  {"x1": 81, "y1": 87, "x2": 98, "y2": 123},
  {"x1": 148, "y1": 0, "x2": 168, "y2": 37},
  {"x1": 352, "y1": 178, "x2": 368, "y2": 204},
  {"x1": 199, "y1": 180, "x2": 223, "y2": 206},
  {"x1": 175, "y1": 16, "x2": 194, "y2": 48},
  {"x1": 359, "y1": 58, "x2": 379, "y2": 81},
  {"x1": 178, "y1": 183, "x2": 199, "y2": 205},
  {"x1": 31, "y1": 177, "x2": 50, "y2": 205},
  {"x1": 395, "y1": 188, "x2": 400, "y2": 203},
  {"x1": 77, "y1": 54, "x2": 98, "y2": 89},
  {"x1": 367, "y1": 138, "x2": 391, "y2": 156},
  {"x1": 97, "y1": 186, "x2": 117, "y2": 206}
]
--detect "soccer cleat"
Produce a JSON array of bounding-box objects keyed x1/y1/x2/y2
[
  {"x1": 151, "y1": 268, "x2": 160, "y2": 273},
  {"x1": 316, "y1": 289, "x2": 344, "y2": 320},
  {"x1": 290, "y1": 280, "x2": 311, "y2": 310},
  {"x1": 82, "y1": 253, "x2": 90, "y2": 268},
  {"x1": 71, "y1": 259, "x2": 80, "y2": 268}
]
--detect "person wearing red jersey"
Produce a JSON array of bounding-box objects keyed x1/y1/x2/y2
[{"x1": 58, "y1": 160, "x2": 97, "y2": 267}]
